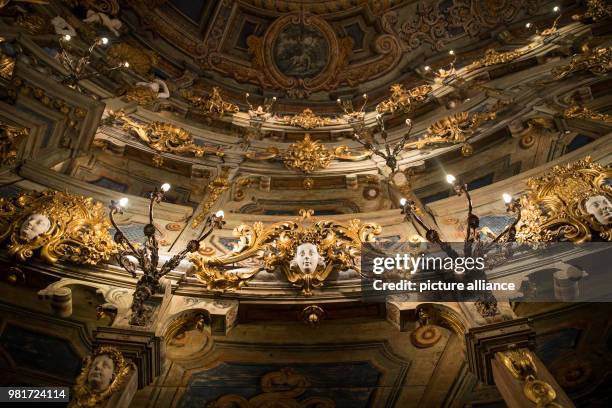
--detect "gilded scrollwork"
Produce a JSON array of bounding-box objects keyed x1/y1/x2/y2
[
  {"x1": 245, "y1": 135, "x2": 371, "y2": 173},
  {"x1": 467, "y1": 47, "x2": 532, "y2": 70},
  {"x1": 414, "y1": 111, "x2": 496, "y2": 149},
  {"x1": 563, "y1": 104, "x2": 612, "y2": 124},
  {"x1": 191, "y1": 209, "x2": 381, "y2": 296},
  {"x1": 191, "y1": 172, "x2": 231, "y2": 229},
  {"x1": 572, "y1": 0, "x2": 612, "y2": 22},
  {"x1": 106, "y1": 111, "x2": 223, "y2": 165},
  {"x1": 376, "y1": 84, "x2": 432, "y2": 114},
  {"x1": 280, "y1": 108, "x2": 334, "y2": 129},
  {"x1": 107, "y1": 43, "x2": 158, "y2": 76},
  {"x1": 0, "y1": 190, "x2": 115, "y2": 264},
  {"x1": 551, "y1": 45, "x2": 612, "y2": 80},
  {"x1": 71, "y1": 346, "x2": 131, "y2": 408},
  {"x1": 0, "y1": 123, "x2": 28, "y2": 165},
  {"x1": 515, "y1": 157, "x2": 612, "y2": 243},
  {"x1": 182, "y1": 87, "x2": 239, "y2": 117}
]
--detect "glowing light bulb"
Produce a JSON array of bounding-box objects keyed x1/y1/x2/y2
[
  {"x1": 502, "y1": 193, "x2": 512, "y2": 204},
  {"x1": 553, "y1": 6, "x2": 560, "y2": 12},
  {"x1": 63, "y1": 34, "x2": 71, "y2": 41},
  {"x1": 215, "y1": 210, "x2": 225, "y2": 218},
  {"x1": 449, "y1": 50, "x2": 455, "y2": 56},
  {"x1": 363, "y1": 93, "x2": 367, "y2": 99},
  {"x1": 123, "y1": 61, "x2": 130, "y2": 68},
  {"x1": 336, "y1": 98, "x2": 341, "y2": 103},
  {"x1": 400, "y1": 198, "x2": 407, "y2": 206},
  {"x1": 245, "y1": 92, "x2": 249, "y2": 97},
  {"x1": 160, "y1": 183, "x2": 171, "y2": 192},
  {"x1": 119, "y1": 197, "x2": 129, "y2": 207},
  {"x1": 446, "y1": 174, "x2": 456, "y2": 184},
  {"x1": 101, "y1": 37, "x2": 109, "y2": 45},
  {"x1": 272, "y1": 96, "x2": 277, "y2": 101},
  {"x1": 525, "y1": 22, "x2": 532, "y2": 28},
  {"x1": 405, "y1": 118, "x2": 412, "y2": 126},
  {"x1": 424, "y1": 65, "x2": 431, "y2": 71}
]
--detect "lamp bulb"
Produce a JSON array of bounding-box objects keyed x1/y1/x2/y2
[
  {"x1": 63, "y1": 34, "x2": 71, "y2": 41},
  {"x1": 405, "y1": 118, "x2": 412, "y2": 126},
  {"x1": 449, "y1": 50, "x2": 455, "y2": 55},
  {"x1": 160, "y1": 183, "x2": 171, "y2": 192},
  {"x1": 446, "y1": 174, "x2": 456, "y2": 184},
  {"x1": 502, "y1": 193, "x2": 512, "y2": 204},
  {"x1": 123, "y1": 61, "x2": 130, "y2": 68},
  {"x1": 118, "y1": 197, "x2": 129, "y2": 207},
  {"x1": 336, "y1": 98, "x2": 341, "y2": 103},
  {"x1": 424, "y1": 65, "x2": 431, "y2": 71},
  {"x1": 101, "y1": 37, "x2": 109, "y2": 45},
  {"x1": 363, "y1": 93, "x2": 367, "y2": 99},
  {"x1": 215, "y1": 210, "x2": 225, "y2": 218},
  {"x1": 525, "y1": 22, "x2": 532, "y2": 28},
  {"x1": 553, "y1": 6, "x2": 560, "y2": 12},
  {"x1": 400, "y1": 198, "x2": 407, "y2": 206}
]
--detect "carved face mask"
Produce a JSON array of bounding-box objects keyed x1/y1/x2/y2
[
  {"x1": 19, "y1": 213, "x2": 51, "y2": 241},
  {"x1": 87, "y1": 354, "x2": 115, "y2": 393},
  {"x1": 584, "y1": 195, "x2": 612, "y2": 225},
  {"x1": 294, "y1": 243, "x2": 320, "y2": 274}
]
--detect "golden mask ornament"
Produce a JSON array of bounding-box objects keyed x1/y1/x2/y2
[
  {"x1": 515, "y1": 157, "x2": 612, "y2": 243},
  {"x1": 106, "y1": 111, "x2": 223, "y2": 165},
  {"x1": 376, "y1": 84, "x2": 432, "y2": 114},
  {"x1": 551, "y1": 45, "x2": 611, "y2": 80},
  {"x1": 182, "y1": 87, "x2": 239, "y2": 117},
  {"x1": 71, "y1": 346, "x2": 130, "y2": 408},
  {"x1": 192, "y1": 209, "x2": 381, "y2": 295},
  {"x1": 0, "y1": 123, "x2": 28, "y2": 165},
  {"x1": 0, "y1": 190, "x2": 115, "y2": 264},
  {"x1": 246, "y1": 134, "x2": 371, "y2": 173},
  {"x1": 414, "y1": 111, "x2": 496, "y2": 149},
  {"x1": 280, "y1": 108, "x2": 334, "y2": 129}
]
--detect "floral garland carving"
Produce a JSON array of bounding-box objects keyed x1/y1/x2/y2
[
  {"x1": 414, "y1": 111, "x2": 496, "y2": 149},
  {"x1": 280, "y1": 109, "x2": 335, "y2": 129},
  {"x1": 551, "y1": 46, "x2": 611, "y2": 80},
  {"x1": 563, "y1": 104, "x2": 612, "y2": 124},
  {"x1": 182, "y1": 87, "x2": 239, "y2": 117}
]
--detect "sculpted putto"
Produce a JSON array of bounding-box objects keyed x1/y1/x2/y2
[
  {"x1": 19, "y1": 213, "x2": 51, "y2": 241},
  {"x1": 71, "y1": 346, "x2": 130, "y2": 408},
  {"x1": 584, "y1": 194, "x2": 612, "y2": 225},
  {"x1": 290, "y1": 242, "x2": 325, "y2": 274}
]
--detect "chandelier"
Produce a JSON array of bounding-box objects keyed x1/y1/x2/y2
[
  {"x1": 109, "y1": 183, "x2": 225, "y2": 326},
  {"x1": 399, "y1": 175, "x2": 522, "y2": 315},
  {"x1": 56, "y1": 34, "x2": 128, "y2": 91}
]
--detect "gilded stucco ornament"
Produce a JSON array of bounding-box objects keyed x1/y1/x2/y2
[
  {"x1": 500, "y1": 348, "x2": 559, "y2": 406},
  {"x1": 467, "y1": 46, "x2": 533, "y2": 70},
  {"x1": 563, "y1": 104, "x2": 612, "y2": 124},
  {"x1": 0, "y1": 190, "x2": 115, "y2": 264},
  {"x1": 182, "y1": 87, "x2": 239, "y2": 117},
  {"x1": 280, "y1": 108, "x2": 334, "y2": 129},
  {"x1": 376, "y1": 84, "x2": 432, "y2": 114},
  {"x1": 106, "y1": 110, "x2": 223, "y2": 165},
  {"x1": 246, "y1": 135, "x2": 371, "y2": 173},
  {"x1": 572, "y1": 0, "x2": 612, "y2": 22},
  {"x1": 0, "y1": 38, "x2": 15, "y2": 80},
  {"x1": 71, "y1": 346, "x2": 130, "y2": 408},
  {"x1": 192, "y1": 209, "x2": 381, "y2": 296},
  {"x1": 107, "y1": 43, "x2": 158, "y2": 76},
  {"x1": 414, "y1": 111, "x2": 496, "y2": 149},
  {"x1": 515, "y1": 157, "x2": 612, "y2": 243},
  {"x1": 551, "y1": 45, "x2": 611, "y2": 80},
  {"x1": 0, "y1": 123, "x2": 28, "y2": 165}
]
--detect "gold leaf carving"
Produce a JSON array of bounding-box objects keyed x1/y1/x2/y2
[
  {"x1": 0, "y1": 190, "x2": 115, "y2": 264},
  {"x1": 280, "y1": 109, "x2": 334, "y2": 129},
  {"x1": 563, "y1": 104, "x2": 612, "y2": 124},
  {"x1": 414, "y1": 111, "x2": 496, "y2": 149},
  {"x1": 515, "y1": 157, "x2": 612, "y2": 242},
  {"x1": 551, "y1": 46, "x2": 611, "y2": 80},
  {"x1": 182, "y1": 87, "x2": 239, "y2": 117},
  {"x1": 282, "y1": 134, "x2": 332, "y2": 173},
  {"x1": 192, "y1": 209, "x2": 381, "y2": 296},
  {"x1": 0, "y1": 123, "x2": 28, "y2": 165},
  {"x1": 376, "y1": 84, "x2": 432, "y2": 114}
]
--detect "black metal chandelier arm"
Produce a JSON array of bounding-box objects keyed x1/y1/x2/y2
[{"x1": 109, "y1": 209, "x2": 140, "y2": 258}]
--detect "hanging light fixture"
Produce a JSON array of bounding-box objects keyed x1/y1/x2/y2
[
  {"x1": 109, "y1": 183, "x2": 225, "y2": 326},
  {"x1": 56, "y1": 34, "x2": 128, "y2": 91}
]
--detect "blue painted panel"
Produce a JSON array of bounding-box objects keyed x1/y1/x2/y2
[
  {"x1": 180, "y1": 362, "x2": 380, "y2": 408},
  {"x1": 536, "y1": 328, "x2": 581, "y2": 365},
  {"x1": 0, "y1": 324, "x2": 81, "y2": 380}
]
